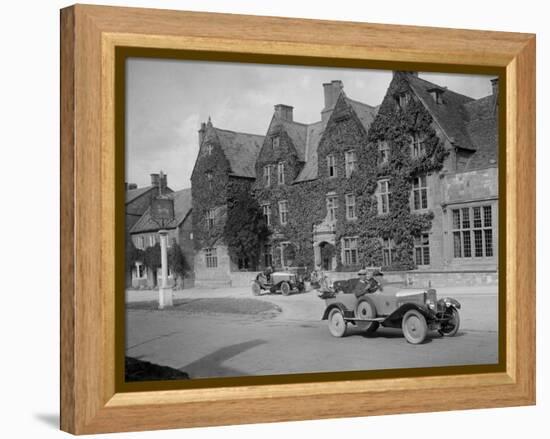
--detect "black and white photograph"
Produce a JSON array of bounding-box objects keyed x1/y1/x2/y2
[{"x1": 124, "y1": 59, "x2": 499, "y2": 382}]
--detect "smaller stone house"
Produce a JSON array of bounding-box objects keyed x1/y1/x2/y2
[{"x1": 129, "y1": 188, "x2": 194, "y2": 289}]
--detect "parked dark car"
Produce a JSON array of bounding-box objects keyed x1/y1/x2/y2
[{"x1": 251, "y1": 271, "x2": 305, "y2": 296}]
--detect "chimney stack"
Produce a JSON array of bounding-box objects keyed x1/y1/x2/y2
[
  {"x1": 274, "y1": 104, "x2": 294, "y2": 122},
  {"x1": 150, "y1": 173, "x2": 159, "y2": 187},
  {"x1": 198, "y1": 122, "x2": 206, "y2": 145},
  {"x1": 125, "y1": 182, "x2": 137, "y2": 191},
  {"x1": 323, "y1": 80, "x2": 344, "y2": 111},
  {"x1": 321, "y1": 80, "x2": 344, "y2": 123}
]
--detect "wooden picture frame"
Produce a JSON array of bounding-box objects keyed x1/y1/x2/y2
[{"x1": 60, "y1": 4, "x2": 536, "y2": 434}]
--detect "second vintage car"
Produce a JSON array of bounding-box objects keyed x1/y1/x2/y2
[
  {"x1": 251, "y1": 270, "x2": 305, "y2": 296},
  {"x1": 321, "y1": 276, "x2": 461, "y2": 344}
]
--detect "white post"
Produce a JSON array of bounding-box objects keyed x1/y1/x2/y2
[{"x1": 158, "y1": 230, "x2": 173, "y2": 309}]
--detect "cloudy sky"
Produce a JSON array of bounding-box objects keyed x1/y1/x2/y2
[{"x1": 126, "y1": 58, "x2": 494, "y2": 190}]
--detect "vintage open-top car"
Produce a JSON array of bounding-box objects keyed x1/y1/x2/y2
[
  {"x1": 321, "y1": 277, "x2": 461, "y2": 344},
  {"x1": 251, "y1": 270, "x2": 305, "y2": 296}
]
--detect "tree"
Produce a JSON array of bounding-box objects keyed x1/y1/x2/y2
[
  {"x1": 143, "y1": 242, "x2": 162, "y2": 273},
  {"x1": 126, "y1": 238, "x2": 143, "y2": 274},
  {"x1": 224, "y1": 190, "x2": 270, "y2": 269},
  {"x1": 168, "y1": 239, "x2": 189, "y2": 281}
]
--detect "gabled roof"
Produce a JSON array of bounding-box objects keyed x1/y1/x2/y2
[
  {"x1": 126, "y1": 186, "x2": 155, "y2": 204},
  {"x1": 406, "y1": 75, "x2": 476, "y2": 151},
  {"x1": 214, "y1": 128, "x2": 264, "y2": 178},
  {"x1": 277, "y1": 119, "x2": 308, "y2": 161},
  {"x1": 463, "y1": 95, "x2": 498, "y2": 170},
  {"x1": 293, "y1": 94, "x2": 377, "y2": 183},
  {"x1": 130, "y1": 188, "x2": 193, "y2": 234},
  {"x1": 346, "y1": 98, "x2": 378, "y2": 133},
  {"x1": 293, "y1": 120, "x2": 326, "y2": 182}
]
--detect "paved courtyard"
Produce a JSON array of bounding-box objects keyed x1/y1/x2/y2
[{"x1": 125, "y1": 285, "x2": 499, "y2": 379}]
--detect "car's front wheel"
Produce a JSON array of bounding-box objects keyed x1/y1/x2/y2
[
  {"x1": 438, "y1": 308, "x2": 460, "y2": 337},
  {"x1": 328, "y1": 308, "x2": 347, "y2": 337},
  {"x1": 402, "y1": 309, "x2": 428, "y2": 344},
  {"x1": 280, "y1": 281, "x2": 291, "y2": 296}
]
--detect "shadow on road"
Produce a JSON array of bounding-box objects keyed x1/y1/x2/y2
[{"x1": 180, "y1": 339, "x2": 266, "y2": 378}]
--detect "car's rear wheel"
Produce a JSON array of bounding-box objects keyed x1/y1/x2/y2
[
  {"x1": 438, "y1": 308, "x2": 460, "y2": 337},
  {"x1": 280, "y1": 281, "x2": 291, "y2": 296},
  {"x1": 402, "y1": 310, "x2": 428, "y2": 344},
  {"x1": 355, "y1": 298, "x2": 379, "y2": 334},
  {"x1": 251, "y1": 281, "x2": 261, "y2": 296},
  {"x1": 328, "y1": 308, "x2": 347, "y2": 337}
]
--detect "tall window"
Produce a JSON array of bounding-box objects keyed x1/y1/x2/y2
[
  {"x1": 382, "y1": 238, "x2": 396, "y2": 267},
  {"x1": 205, "y1": 144, "x2": 213, "y2": 155},
  {"x1": 411, "y1": 134, "x2": 426, "y2": 157},
  {"x1": 136, "y1": 236, "x2": 145, "y2": 250},
  {"x1": 342, "y1": 237, "x2": 358, "y2": 265},
  {"x1": 205, "y1": 171, "x2": 213, "y2": 189},
  {"x1": 326, "y1": 195, "x2": 338, "y2": 222},
  {"x1": 377, "y1": 179, "x2": 391, "y2": 215},
  {"x1": 327, "y1": 154, "x2": 337, "y2": 178},
  {"x1": 148, "y1": 235, "x2": 156, "y2": 247},
  {"x1": 279, "y1": 200, "x2": 288, "y2": 225},
  {"x1": 452, "y1": 205, "x2": 494, "y2": 258},
  {"x1": 414, "y1": 234, "x2": 430, "y2": 266},
  {"x1": 345, "y1": 194, "x2": 356, "y2": 220},
  {"x1": 412, "y1": 175, "x2": 428, "y2": 210},
  {"x1": 264, "y1": 244, "x2": 273, "y2": 268},
  {"x1": 263, "y1": 165, "x2": 271, "y2": 187},
  {"x1": 262, "y1": 203, "x2": 271, "y2": 227},
  {"x1": 272, "y1": 136, "x2": 280, "y2": 149},
  {"x1": 344, "y1": 150, "x2": 357, "y2": 177},
  {"x1": 205, "y1": 248, "x2": 218, "y2": 268},
  {"x1": 277, "y1": 162, "x2": 285, "y2": 185},
  {"x1": 378, "y1": 141, "x2": 390, "y2": 165},
  {"x1": 206, "y1": 209, "x2": 215, "y2": 230}
]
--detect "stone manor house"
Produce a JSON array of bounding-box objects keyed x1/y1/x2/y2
[{"x1": 191, "y1": 71, "x2": 499, "y2": 287}]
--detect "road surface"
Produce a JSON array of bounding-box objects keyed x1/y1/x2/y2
[{"x1": 126, "y1": 285, "x2": 498, "y2": 379}]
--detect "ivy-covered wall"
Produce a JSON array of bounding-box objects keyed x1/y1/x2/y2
[
  {"x1": 191, "y1": 127, "x2": 231, "y2": 251},
  {"x1": 357, "y1": 72, "x2": 448, "y2": 270},
  {"x1": 191, "y1": 73, "x2": 452, "y2": 273},
  {"x1": 250, "y1": 73, "x2": 448, "y2": 271}
]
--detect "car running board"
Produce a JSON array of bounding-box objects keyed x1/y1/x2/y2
[{"x1": 346, "y1": 317, "x2": 386, "y2": 323}]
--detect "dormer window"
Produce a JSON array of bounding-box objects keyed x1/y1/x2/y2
[
  {"x1": 327, "y1": 154, "x2": 337, "y2": 178},
  {"x1": 411, "y1": 134, "x2": 426, "y2": 158},
  {"x1": 378, "y1": 141, "x2": 390, "y2": 165},
  {"x1": 427, "y1": 87, "x2": 445, "y2": 104},
  {"x1": 396, "y1": 93, "x2": 410, "y2": 108}
]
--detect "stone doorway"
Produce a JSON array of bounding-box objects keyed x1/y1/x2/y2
[{"x1": 319, "y1": 242, "x2": 335, "y2": 271}]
